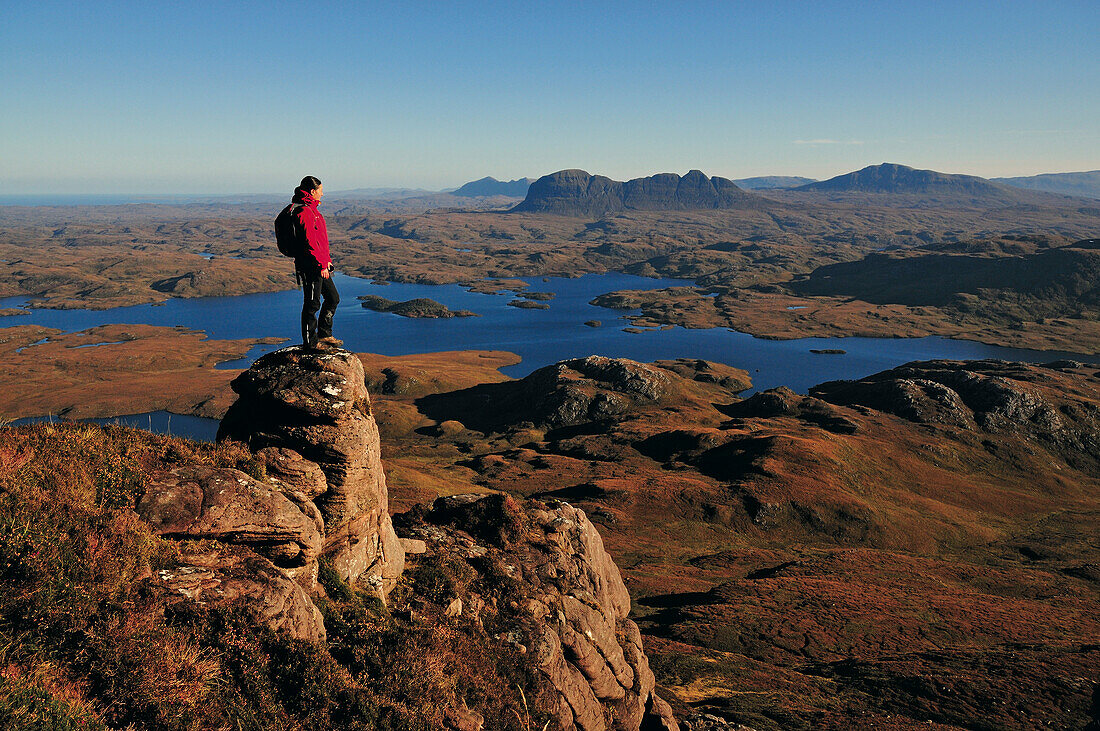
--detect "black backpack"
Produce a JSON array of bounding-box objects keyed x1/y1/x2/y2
[{"x1": 274, "y1": 203, "x2": 306, "y2": 258}]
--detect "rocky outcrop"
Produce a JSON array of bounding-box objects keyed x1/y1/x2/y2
[
  {"x1": 651, "y1": 359, "x2": 752, "y2": 393},
  {"x1": 218, "y1": 346, "x2": 405, "y2": 589},
  {"x1": 133, "y1": 346, "x2": 676, "y2": 728},
  {"x1": 397, "y1": 493, "x2": 678, "y2": 730},
  {"x1": 812, "y1": 359, "x2": 1100, "y2": 472},
  {"x1": 418, "y1": 356, "x2": 683, "y2": 432},
  {"x1": 516, "y1": 357, "x2": 673, "y2": 428},
  {"x1": 138, "y1": 465, "x2": 323, "y2": 585},
  {"x1": 135, "y1": 345, "x2": 405, "y2": 638},
  {"x1": 512, "y1": 169, "x2": 754, "y2": 217},
  {"x1": 419, "y1": 356, "x2": 750, "y2": 435},
  {"x1": 722, "y1": 386, "x2": 860, "y2": 434},
  {"x1": 138, "y1": 464, "x2": 329, "y2": 642}
]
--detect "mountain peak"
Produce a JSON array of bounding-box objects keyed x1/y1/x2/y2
[
  {"x1": 452, "y1": 176, "x2": 534, "y2": 197},
  {"x1": 798, "y1": 162, "x2": 1012, "y2": 197},
  {"x1": 513, "y1": 169, "x2": 753, "y2": 216}
]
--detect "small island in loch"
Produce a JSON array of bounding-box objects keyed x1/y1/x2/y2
[{"x1": 358, "y1": 295, "x2": 478, "y2": 318}]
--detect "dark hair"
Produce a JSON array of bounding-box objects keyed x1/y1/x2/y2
[{"x1": 299, "y1": 175, "x2": 322, "y2": 191}]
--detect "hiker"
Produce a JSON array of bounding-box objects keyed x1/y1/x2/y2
[{"x1": 289, "y1": 175, "x2": 342, "y2": 349}]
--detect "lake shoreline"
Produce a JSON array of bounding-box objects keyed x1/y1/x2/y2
[{"x1": 3, "y1": 271, "x2": 1099, "y2": 437}]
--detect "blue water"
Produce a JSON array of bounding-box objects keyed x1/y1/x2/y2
[
  {"x1": 5, "y1": 270, "x2": 1099, "y2": 440},
  {"x1": 11, "y1": 411, "x2": 220, "y2": 441}
]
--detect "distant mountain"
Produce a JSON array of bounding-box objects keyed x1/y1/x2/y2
[
  {"x1": 452, "y1": 176, "x2": 534, "y2": 197},
  {"x1": 994, "y1": 170, "x2": 1100, "y2": 199},
  {"x1": 733, "y1": 175, "x2": 817, "y2": 190},
  {"x1": 512, "y1": 169, "x2": 755, "y2": 217},
  {"x1": 798, "y1": 163, "x2": 1014, "y2": 196}
]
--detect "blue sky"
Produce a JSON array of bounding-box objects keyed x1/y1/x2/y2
[{"x1": 2, "y1": 1, "x2": 1097, "y2": 193}]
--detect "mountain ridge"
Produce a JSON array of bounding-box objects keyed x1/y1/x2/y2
[
  {"x1": 798, "y1": 162, "x2": 1016, "y2": 195},
  {"x1": 994, "y1": 169, "x2": 1100, "y2": 199},
  {"x1": 512, "y1": 169, "x2": 756, "y2": 217},
  {"x1": 451, "y1": 176, "x2": 534, "y2": 197}
]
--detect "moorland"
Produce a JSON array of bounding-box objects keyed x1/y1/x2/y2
[
  {"x1": 1, "y1": 163, "x2": 1099, "y2": 728},
  {"x1": 2, "y1": 164, "x2": 1098, "y2": 353}
]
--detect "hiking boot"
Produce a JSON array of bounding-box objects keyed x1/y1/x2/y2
[{"x1": 317, "y1": 336, "x2": 344, "y2": 348}]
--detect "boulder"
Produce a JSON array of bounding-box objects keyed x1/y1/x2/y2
[
  {"x1": 155, "y1": 545, "x2": 325, "y2": 643},
  {"x1": 254, "y1": 446, "x2": 328, "y2": 499},
  {"x1": 138, "y1": 465, "x2": 321, "y2": 586}
]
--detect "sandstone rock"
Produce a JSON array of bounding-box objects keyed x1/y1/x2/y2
[
  {"x1": 155, "y1": 545, "x2": 326, "y2": 643},
  {"x1": 138, "y1": 465, "x2": 321, "y2": 585},
  {"x1": 254, "y1": 446, "x2": 328, "y2": 499},
  {"x1": 400, "y1": 494, "x2": 677, "y2": 730},
  {"x1": 218, "y1": 346, "x2": 404, "y2": 590},
  {"x1": 400, "y1": 537, "x2": 427, "y2": 554}
]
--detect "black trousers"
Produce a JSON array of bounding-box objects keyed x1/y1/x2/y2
[{"x1": 300, "y1": 270, "x2": 339, "y2": 344}]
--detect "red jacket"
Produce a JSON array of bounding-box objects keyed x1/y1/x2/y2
[{"x1": 292, "y1": 188, "x2": 331, "y2": 270}]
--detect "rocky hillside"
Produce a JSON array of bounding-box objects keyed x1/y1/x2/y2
[
  {"x1": 0, "y1": 346, "x2": 678, "y2": 730},
  {"x1": 511, "y1": 170, "x2": 757, "y2": 217},
  {"x1": 367, "y1": 353, "x2": 1100, "y2": 728},
  {"x1": 417, "y1": 355, "x2": 751, "y2": 433},
  {"x1": 790, "y1": 237, "x2": 1100, "y2": 318}
]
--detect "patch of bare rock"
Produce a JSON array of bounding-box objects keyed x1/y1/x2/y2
[
  {"x1": 811, "y1": 358, "x2": 1100, "y2": 469},
  {"x1": 397, "y1": 493, "x2": 678, "y2": 730},
  {"x1": 417, "y1": 355, "x2": 749, "y2": 433},
  {"x1": 133, "y1": 344, "x2": 679, "y2": 729}
]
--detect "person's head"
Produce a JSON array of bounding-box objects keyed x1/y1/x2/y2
[{"x1": 299, "y1": 176, "x2": 323, "y2": 197}]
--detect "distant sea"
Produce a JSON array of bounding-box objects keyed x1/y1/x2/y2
[
  {"x1": 0, "y1": 195, "x2": 193, "y2": 206},
  {"x1": 0, "y1": 194, "x2": 282, "y2": 206}
]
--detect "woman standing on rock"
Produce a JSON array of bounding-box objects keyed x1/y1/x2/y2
[{"x1": 293, "y1": 175, "x2": 342, "y2": 349}]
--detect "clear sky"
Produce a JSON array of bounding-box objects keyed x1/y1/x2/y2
[{"x1": 2, "y1": 1, "x2": 1098, "y2": 194}]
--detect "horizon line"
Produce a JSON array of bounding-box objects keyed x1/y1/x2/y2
[{"x1": 4, "y1": 165, "x2": 1099, "y2": 199}]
